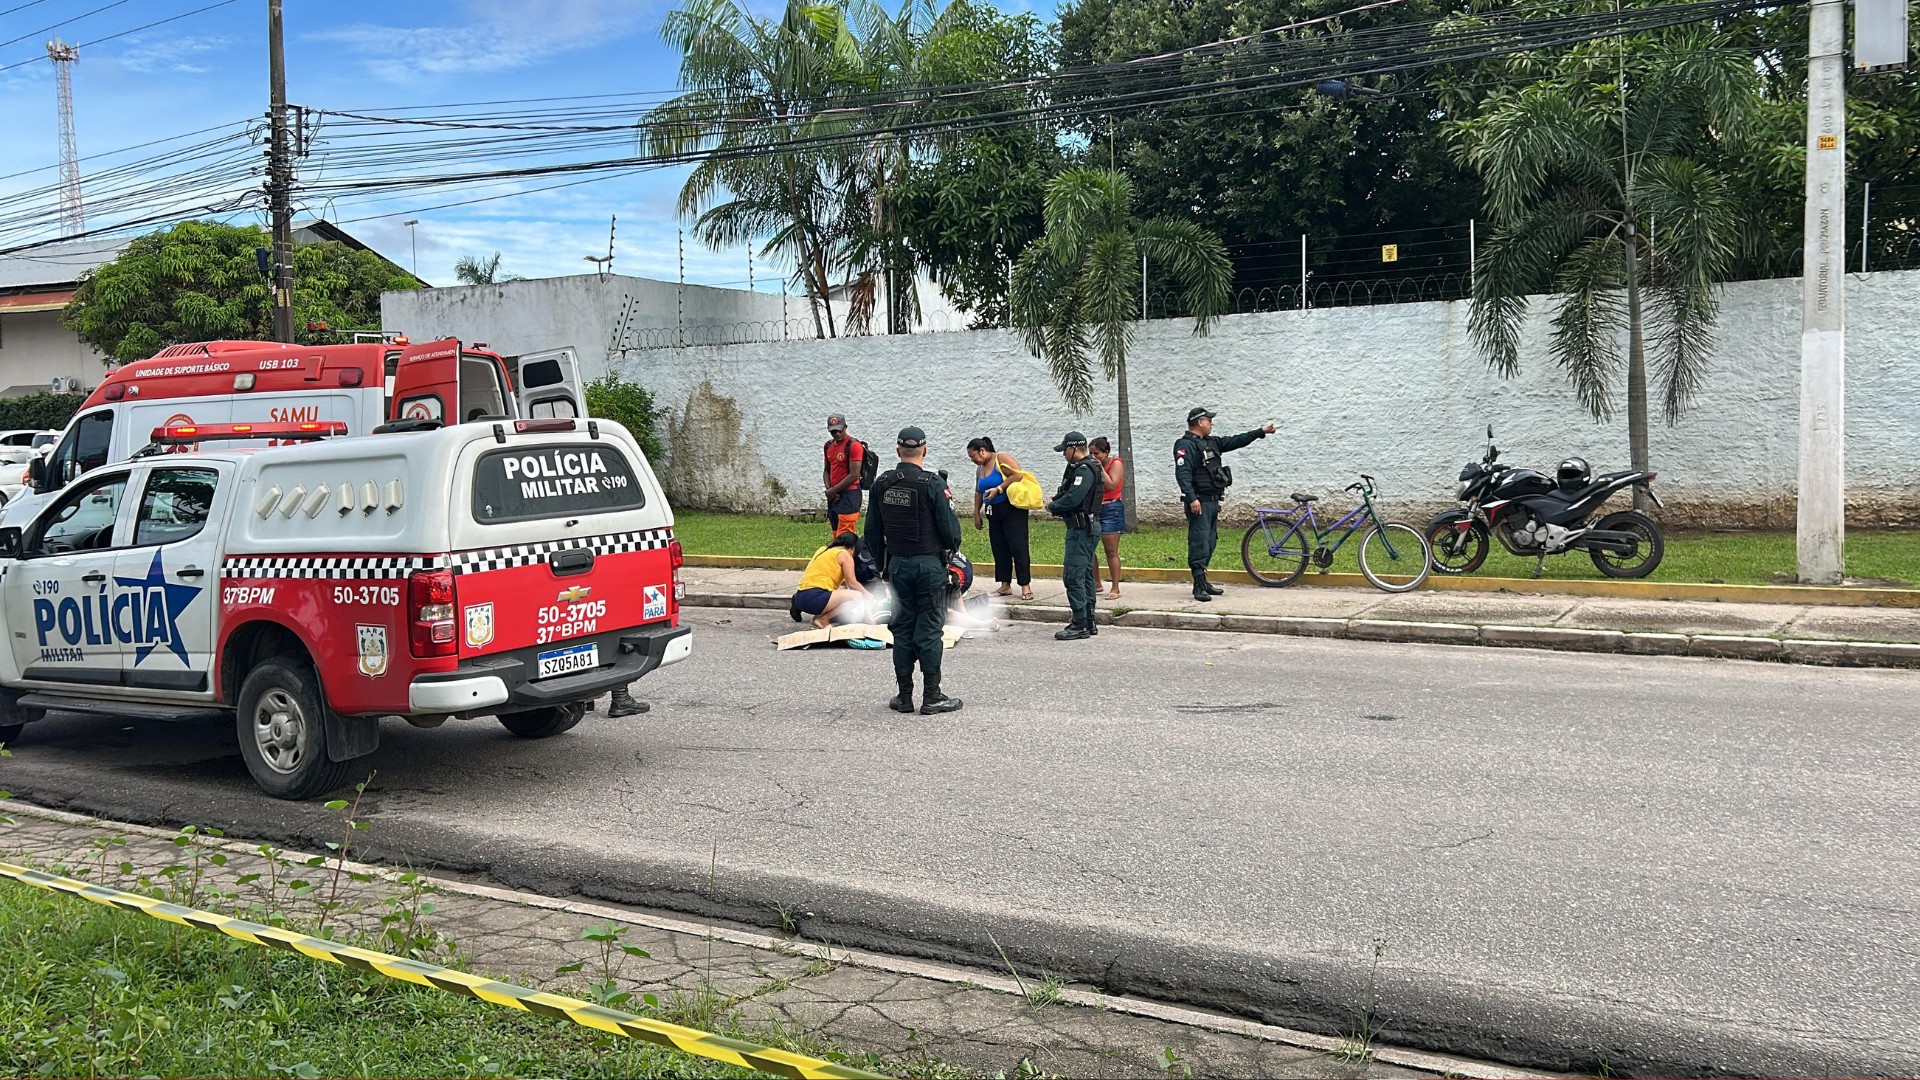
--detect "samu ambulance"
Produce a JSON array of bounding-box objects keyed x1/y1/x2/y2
[
  {"x1": 0, "y1": 417, "x2": 688, "y2": 799},
  {"x1": 4, "y1": 336, "x2": 586, "y2": 529}
]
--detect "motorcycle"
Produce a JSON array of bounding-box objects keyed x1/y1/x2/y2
[{"x1": 1426, "y1": 427, "x2": 1666, "y2": 579}]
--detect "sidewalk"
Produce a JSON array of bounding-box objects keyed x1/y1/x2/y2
[
  {"x1": 1, "y1": 805, "x2": 1549, "y2": 1080},
  {"x1": 682, "y1": 566, "x2": 1920, "y2": 666}
]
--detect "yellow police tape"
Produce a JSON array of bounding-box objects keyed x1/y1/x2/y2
[{"x1": 0, "y1": 860, "x2": 886, "y2": 1080}]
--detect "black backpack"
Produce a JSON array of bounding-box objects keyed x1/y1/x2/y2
[{"x1": 856, "y1": 439, "x2": 879, "y2": 490}]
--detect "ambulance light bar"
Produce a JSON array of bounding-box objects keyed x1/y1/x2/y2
[{"x1": 149, "y1": 421, "x2": 348, "y2": 445}]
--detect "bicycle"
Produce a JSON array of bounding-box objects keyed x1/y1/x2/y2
[{"x1": 1239, "y1": 475, "x2": 1432, "y2": 593}]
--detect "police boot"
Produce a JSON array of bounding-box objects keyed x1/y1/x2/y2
[
  {"x1": 606, "y1": 686, "x2": 650, "y2": 717},
  {"x1": 888, "y1": 680, "x2": 916, "y2": 714},
  {"x1": 1201, "y1": 573, "x2": 1224, "y2": 596},
  {"x1": 1087, "y1": 617, "x2": 1099, "y2": 636},
  {"x1": 1192, "y1": 574, "x2": 1213, "y2": 603},
  {"x1": 919, "y1": 680, "x2": 963, "y2": 714},
  {"x1": 1055, "y1": 621, "x2": 1091, "y2": 641}
]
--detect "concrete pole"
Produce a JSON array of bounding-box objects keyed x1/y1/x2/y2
[
  {"x1": 1796, "y1": 0, "x2": 1847, "y2": 584},
  {"x1": 1299, "y1": 234, "x2": 1307, "y2": 310},
  {"x1": 267, "y1": 0, "x2": 294, "y2": 343},
  {"x1": 1861, "y1": 182, "x2": 1870, "y2": 273}
]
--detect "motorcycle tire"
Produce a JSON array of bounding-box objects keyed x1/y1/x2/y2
[
  {"x1": 1424, "y1": 512, "x2": 1489, "y2": 575},
  {"x1": 1589, "y1": 510, "x2": 1664, "y2": 578}
]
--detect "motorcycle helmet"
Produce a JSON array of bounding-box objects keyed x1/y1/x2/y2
[
  {"x1": 1556, "y1": 456, "x2": 1591, "y2": 488},
  {"x1": 946, "y1": 551, "x2": 974, "y2": 594}
]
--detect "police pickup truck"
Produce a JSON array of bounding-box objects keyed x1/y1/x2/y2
[{"x1": 0, "y1": 418, "x2": 689, "y2": 799}]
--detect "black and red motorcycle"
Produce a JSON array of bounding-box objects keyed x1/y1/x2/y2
[{"x1": 1426, "y1": 427, "x2": 1666, "y2": 579}]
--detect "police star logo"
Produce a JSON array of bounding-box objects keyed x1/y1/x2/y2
[
  {"x1": 557, "y1": 585, "x2": 592, "y2": 604},
  {"x1": 112, "y1": 551, "x2": 201, "y2": 667}
]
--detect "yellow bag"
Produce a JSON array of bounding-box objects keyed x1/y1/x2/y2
[{"x1": 1004, "y1": 466, "x2": 1046, "y2": 511}]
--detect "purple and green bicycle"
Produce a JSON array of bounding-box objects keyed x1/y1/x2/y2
[{"x1": 1239, "y1": 475, "x2": 1432, "y2": 593}]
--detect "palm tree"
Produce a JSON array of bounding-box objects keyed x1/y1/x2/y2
[
  {"x1": 453, "y1": 252, "x2": 506, "y2": 285},
  {"x1": 1011, "y1": 168, "x2": 1232, "y2": 526},
  {"x1": 1452, "y1": 27, "x2": 1754, "y2": 496},
  {"x1": 644, "y1": 0, "x2": 859, "y2": 338}
]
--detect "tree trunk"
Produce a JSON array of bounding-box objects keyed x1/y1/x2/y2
[
  {"x1": 1117, "y1": 354, "x2": 1138, "y2": 530},
  {"x1": 1622, "y1": 221, "x2": 1651, "y2": 511}
]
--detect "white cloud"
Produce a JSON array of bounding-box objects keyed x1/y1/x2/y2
[
  {"x1": 306, "y1": 0, "x2": 652, "y2": 82},
  {"x1": 108, "y1": 34, "x2": 235, "y2": 76}
]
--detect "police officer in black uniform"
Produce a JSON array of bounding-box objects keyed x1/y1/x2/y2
[
  {"x1": 865, "y1": 426, "x2": 964, "y2": 715},
  {"x1": 1175, "y1": 406, "x2": 1276, "y2": 602},
  {"x1": 1046, "y1": 431, "x2": 1103, "y2": 640}
]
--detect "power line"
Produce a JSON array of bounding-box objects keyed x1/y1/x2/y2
[{"x1": 0, "y1": 0, "x2": 244, "y2": 73}]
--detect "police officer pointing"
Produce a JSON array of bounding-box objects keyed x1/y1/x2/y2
[
  {"x1": 865, "y1": 426, "x2": 964, "y2": 715},
  {"x1": 1046, "y1": 431, "x2": 1103, "y2": 640},
  {"x1": 1175, "y1": 406, "x2": 1276, "y2": 602}
]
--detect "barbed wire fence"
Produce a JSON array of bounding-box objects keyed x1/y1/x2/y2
[{"x1": 615, "y1": 189, "x2": 1918, "y2": 353}]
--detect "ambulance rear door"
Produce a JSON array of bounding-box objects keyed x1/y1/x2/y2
[
  {"x1": 389, "y1": 338, "x2": 460, "y2": 426},
  {"x1": 514, "y1": 347, "x2": 585, "y2": 420}
]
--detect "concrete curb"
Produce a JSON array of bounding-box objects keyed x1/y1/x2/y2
[
  {"x1": 685, "y1": 591, "x2": 1920, "y2": 669},
  {"x1": 681, "y1": 554, "x2": 1920, "y2": 608}
]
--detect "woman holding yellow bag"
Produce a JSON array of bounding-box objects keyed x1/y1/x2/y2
[{"x1": 968, "y1": 436, "x2": 1035, "y2": 600}]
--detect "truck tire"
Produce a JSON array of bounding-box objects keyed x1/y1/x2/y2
[
  {"x1": 0, "y1": 687, "x2": 44, "y2": 747},
  {"x1": 236, "y1": 658, "x2": 354, "y2": 800},
  {"x1": 497, "y1": 702, "x2": 586, "y2": 739}
]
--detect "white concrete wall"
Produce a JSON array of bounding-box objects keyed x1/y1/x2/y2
[
  {"x1": 0, "y1": 309, "x2": 106, "y2": 395},
  {"x1": 380, "y1": 272, "x2": 977, "y2": 366},
  {"x1": 615, "y1": 271, "x2": 1920, "y2": 527}
]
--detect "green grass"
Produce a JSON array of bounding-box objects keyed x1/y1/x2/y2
[
  {"x1": 674, "y1": 510, "x2": 1920, "y2": 587},
  {"x1": 0, "y1": 883, "x2": 815, "y2": 1079}
]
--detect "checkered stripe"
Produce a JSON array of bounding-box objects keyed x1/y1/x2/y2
[
  {"x1": 449, "y1": 528, "x2": 675, "y2": 576},
  {"x1": 220, "y1": 555, "x2": 445, "y2": 580}
]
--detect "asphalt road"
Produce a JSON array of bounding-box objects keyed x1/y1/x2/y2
[{"x1": 3, "y1": 610, "x2": 1917, "y2": 1077}]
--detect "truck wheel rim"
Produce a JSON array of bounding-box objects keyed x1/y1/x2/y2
[{"x1": 253, "y1": 688, "x2": 309, "y2": 775}]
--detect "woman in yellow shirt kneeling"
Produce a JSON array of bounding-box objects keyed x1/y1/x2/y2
[{"x1": 794, "y1": 531, "x2": 872, "y2": 629}]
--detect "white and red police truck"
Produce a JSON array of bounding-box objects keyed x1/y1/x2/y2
[
  {"x1": 5, "y1": 337, "x2": 585, "y2": 529},
  {"x1": 0, "y1": 417, "x2": 688, "y2": 799}
]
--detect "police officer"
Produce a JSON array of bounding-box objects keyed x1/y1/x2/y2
[
  {"x1": 1046, "y1": 431, "x2": 1103, "y2": 640},
  {"x1": 865, "y1": 426, "x2": 964, "y2": 715},
  {"x1": 1175, "y1": 407, "x2": 1276, "y2": 602}
]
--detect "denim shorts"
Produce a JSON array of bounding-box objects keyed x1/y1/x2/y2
[{"x1": 1100, "y1": 500, "x2": 1126, "y2": 535}]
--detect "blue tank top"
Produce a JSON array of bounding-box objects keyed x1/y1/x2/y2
[{"x1": 977, "y1": 466, "x2": 1007, "y2": 507}]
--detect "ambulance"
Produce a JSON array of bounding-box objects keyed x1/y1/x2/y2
[
  {"x1": 4, "y1": 336, "x2": 585, "y2": 529},
  {"x1": 0, "y1": 417, "x2": 688, "y2": 799}
]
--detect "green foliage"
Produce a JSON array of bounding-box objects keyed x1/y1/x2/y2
[
  {"x1": 585, "y1": 373, "x2": 665, "y2": 463},
  {"x1": 0, "y1": 392, "x2": 83, "y2": 432},
  {"x1": 61, "y1": 221, "x2": 421, "y2": 363},
  {"x1": 1450, "y1": 16, "x2": 1755, "y2": 478},
  {"x1": 1055, "y1": 0, "x2": 1478, "y2": 295},
  {"x1": 0, "y1": 885, "x2": 764, "y2": 1078},
  {"x1": 454, "y1": 252, "x2": 513, "y2": 285},
  {"x1": 647, "y1": 0, "x2": 1052, "y2": 335},
  {"x1": 1011, "y1": 168, "x2": 1231, "y2": 411}
]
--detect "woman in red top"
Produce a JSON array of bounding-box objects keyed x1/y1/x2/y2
[{"x1": 1091, "y1": 436, "x2": 1125, "y2": 599}]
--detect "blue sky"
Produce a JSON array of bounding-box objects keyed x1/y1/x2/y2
[{"x1": 0, "y1": 0, "x2": 1054, "y2": 287}]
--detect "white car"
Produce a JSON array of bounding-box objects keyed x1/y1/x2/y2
[{"x1": 0, "y1": 440, "x2": 52, "y2": 506}]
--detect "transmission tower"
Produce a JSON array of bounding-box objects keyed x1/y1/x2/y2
[{"x1": 47, "y1": 39, "x2": 82, "y2": 236}]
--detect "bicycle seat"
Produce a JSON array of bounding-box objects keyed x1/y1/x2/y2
[{"x1": 1289, "y1": 492, "x2": 1319, "y2": 504}]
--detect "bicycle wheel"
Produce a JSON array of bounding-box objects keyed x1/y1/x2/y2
[
  {"x1": 1358, "y1": 521, "x2": 1431, "y2": 593},
  {"x1": 1242, "y1": 517, "x2": 1310, "y2": 586}
]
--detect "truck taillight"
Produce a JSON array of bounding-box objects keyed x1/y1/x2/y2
[
  {"x1": 408, "y1": 569, "x2": 457, "y2": 658},
  {"x1": 669, "y1": 540, "x2": 685, "y2": 605}
]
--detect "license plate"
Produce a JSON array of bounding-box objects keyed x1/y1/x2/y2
[{"x1": 535, "y1": 643, "x2": 599, "y2": 680}]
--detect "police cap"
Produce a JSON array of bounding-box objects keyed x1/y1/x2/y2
[
  {"x1": 1187, "y1": 406, "x2": 1216, "y2": 424},
  {"x1": 1053, "y1": 430, "x2": 1088, "y2": 452},
  {"x1": 897, "y1": 425, "x2": 927, "y2": 448}
]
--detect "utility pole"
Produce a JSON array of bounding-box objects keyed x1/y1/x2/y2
[
  {"x1": 47, "y1": 40, "x2": 82, "y2": 236},
  {"x1": 267, "y1": 0, "x2": 295, "y2": 343},
  {"x1": 1795, "y1": 0, "x2": 1846, "y2": 584},
  {"x1": 402, "y1": 219, "x2": 419, "y2": 277}
]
